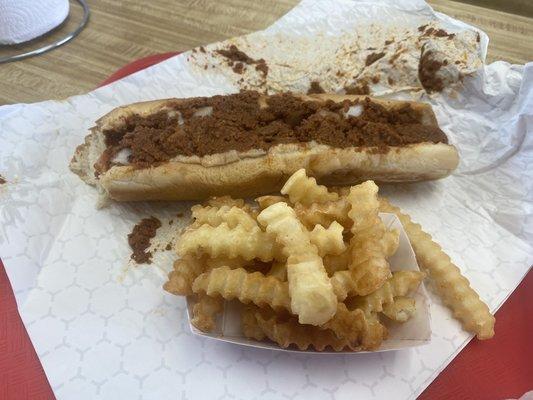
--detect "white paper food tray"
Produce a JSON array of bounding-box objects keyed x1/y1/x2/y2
[{"x1": 186, "y1": 213, "x2": 431, "y2": 353}]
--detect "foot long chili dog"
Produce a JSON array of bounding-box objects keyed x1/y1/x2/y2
[{"x1": 70, "y1": 91, "x2": 458, "y2": 203}]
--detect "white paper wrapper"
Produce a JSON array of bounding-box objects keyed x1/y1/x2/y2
[
  {"x1": 187, "y1": 213, "x2": 432, "y2": 353},
  {"x1": 1, "y1": 0, "x2": 532, "y2": 399}
]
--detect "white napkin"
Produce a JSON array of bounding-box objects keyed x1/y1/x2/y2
[{"x1": 0, "y1": 0, "x2": 69, "y2": 45}]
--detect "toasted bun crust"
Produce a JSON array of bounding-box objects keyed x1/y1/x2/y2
[{"x1": 70, "y1": 94, "x2": 459, "y2": 202}]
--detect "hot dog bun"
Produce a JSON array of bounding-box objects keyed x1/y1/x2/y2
[{"x1": 70, "y1": 93, "x2": 459, "y2": 202}]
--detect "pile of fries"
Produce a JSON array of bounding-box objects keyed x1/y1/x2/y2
[{"x1": 164, "y1": 169, "x2": 494, "y2": 351}]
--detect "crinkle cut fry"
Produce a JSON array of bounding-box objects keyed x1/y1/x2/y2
[
  {"x1": 257, "y1": 202, "x2": 337, "y2": 325},
  {"x1": 379, "y1": 198, "x2": 495, "y2": 339},
  {"x1": 331, "y1": 256, "x2": 391, "y2": 299},
  {"x1": 191, "y1": 204, "x2": 258, "y2": 230},
  {"x1": 281, "y1": 168, "x2": 338, "y2": 205},
  {"x1": 324, "y1": 229, "x2": 398, "y2": 276},
  {"x1": 320, "y1": 302, "x2": 386, "y2": 349},
  {"x1": 191, "y1": 294, "x2": 224, "y2": 332},
  {"x1": 294, "y1": 200, "x2": 399, "y2": 256},
  {"x1": 348, "y1": 181, "x2": 382, "y2": 234},
  {"x1": 346, "y1": 270, "x2": 424, "y2": 315},
  {"x1": 322, "y1": 229, "x2": 399, "y2": 277},
  {"x1": 382, "y1": 296, "x2": 416, "y2": 322},
  {"x1": 164, "y1": 255, "x2": 206, "y2": 296},
  {"x1": 255, "y1": 195, "x2": 287, "y2": 210},
  {"x1": 249, "y1": 306, "x2": 359, "y2": 351},
  {"x1": 164, "y1": 254, "x2": 260, "y2": 297},
  {"x1": 309, "y1": 221, "x2": 347, "y2": 257},
  {"x1": 330, "y1": 240, "x2": 393, "y2": 300},
  {"x1": 294, "y1": 198, "x2": 352, "y2": 230},
  {"x1": 193, "y1": 266, "x2": 379, "y2": 344},
  {"x1": 347, "y1": 181, "x2": 388, "y2": 266},
  {"x1": 326, "y1": 248, "x2": 408, "y2": 300},
  {"x1": 177, "y1": 223, "x2": 281, "y2": 262},
  {"x1": 192, "y1": 266, "x2": 291, "y2": 311},
  {"x1": 331, "y1": 181, "x2": 391, "y2": 298}
]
